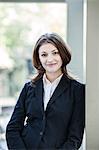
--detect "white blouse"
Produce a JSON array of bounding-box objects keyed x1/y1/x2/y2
[{"x1": 43, "y1": 74, "x2": 63, "y2": 111}]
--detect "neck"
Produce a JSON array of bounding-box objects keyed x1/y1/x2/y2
[{"x1": 45, "y1": 71, "x2": 62, "y2": 82}]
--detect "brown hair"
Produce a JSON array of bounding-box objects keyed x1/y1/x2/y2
[{"x1": 32, "y1": 33, "x2": 72, "y2": 81}]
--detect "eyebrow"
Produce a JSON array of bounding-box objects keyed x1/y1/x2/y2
[
  {"x1": 40, "y1": 49, "x2": 58, "y2": 53},
  {"x1": 52, "y1": 49, "x2": 58, "y2": 52}
]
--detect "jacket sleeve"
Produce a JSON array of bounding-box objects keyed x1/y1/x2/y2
[
  {"x1": 6, "y1": 83, "x2": 28, "y2": 150},
  {"x1": 60, "y1": 82, "x2": 85, "y2": 150}
]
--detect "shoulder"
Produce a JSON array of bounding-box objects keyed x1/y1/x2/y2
[
  {"x1": 23, "y1": 81, "x2": 36, "y2": 91},
  {"x1": 68, "y1": 78, "x2": 85, "y2": 97},
  {"x1": 69, "y1": 78, "x2": 85, "y2": 88},
  {"x1": 70, "y1": 79, "x2": 85, "y2": 101},
  {"x1": 62, "y1": 74, "x2": 85, "y2": 90},
  {"x1": 24, "y1": 77, "x2": 42, "y2": 89}
]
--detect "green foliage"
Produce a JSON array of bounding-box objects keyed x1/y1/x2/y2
[{"x1": 0, "y1": 3, "x2": 66, "y2": 97}]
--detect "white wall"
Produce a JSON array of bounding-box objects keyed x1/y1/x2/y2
[
  {"x1": 87, "y1": 0, "x2": 99, "y2": 150},
  {"x1": 66, "y1": 0, "x2": 85, "y2": 149},
  {"x1": 66, "y1": 0, "x2": 84, "y2": 83}
]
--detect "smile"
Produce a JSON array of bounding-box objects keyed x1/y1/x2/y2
[{"x1": 46, "y1": 63, "x2": 57, "y2": 66}]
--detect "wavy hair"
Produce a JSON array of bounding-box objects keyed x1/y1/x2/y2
[{"x1": 32, "y1": 33, "x2": 72, "y2": 81}]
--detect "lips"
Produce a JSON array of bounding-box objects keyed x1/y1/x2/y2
[{"x1": 46, "y1": 63, "x2": 57, "y2": 66}]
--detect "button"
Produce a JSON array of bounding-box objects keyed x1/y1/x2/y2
[{"x1": 40, "y1": 131, "x2": 43, "y2": 136}]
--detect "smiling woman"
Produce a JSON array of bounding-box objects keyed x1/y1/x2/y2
[
  {"x1": 38, "y1": 43, "x2": 63, "y2": 82},
  {"x1": 6, "y1": 33, "x2": 85, "y2": 150},
  {"x1": 33, "y1": 33, "x2": 71, "y2": 82}
]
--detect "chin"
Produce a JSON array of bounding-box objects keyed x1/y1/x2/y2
[{"x1": 47, "y1": 70, "x2": 58, "y2": 73}]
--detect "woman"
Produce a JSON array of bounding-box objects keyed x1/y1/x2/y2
[{"x1": 6, "y1": 33, "x2": 85, "y2": 150}]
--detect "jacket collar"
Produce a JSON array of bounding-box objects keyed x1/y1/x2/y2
[
  {"x1": 46, "y1": 74, "x2": 70, "y2": 112},
  {"x1": 34, "y1": 74, "x2": 71, "y2": 113}
]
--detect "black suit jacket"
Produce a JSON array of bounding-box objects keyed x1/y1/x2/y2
[{"x1": 6, "y1": 74, "x2": 85, "y2": 150}]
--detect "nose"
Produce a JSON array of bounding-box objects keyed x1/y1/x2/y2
[{"x1": 47, "y1": 54, "x2": 53, "y2": 62}]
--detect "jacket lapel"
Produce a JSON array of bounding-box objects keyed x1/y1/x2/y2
[
  {"x1": 33, "y1": 75, "x2": 71, "y2": 114},
  {"x1": 34, "y1": 77, "x2": 44, "y2": 113},
  {"x1": 46, "y1": 74, "x2": 70, "y2": 111}
]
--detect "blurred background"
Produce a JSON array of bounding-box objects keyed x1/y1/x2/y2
[
  {"x1": 0, "y1": 1, "x2": 86, "y2": 150},
  {"x1": 0, "y1": 3, "x2": 67, "y2": 150}
]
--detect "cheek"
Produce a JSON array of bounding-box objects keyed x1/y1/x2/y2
[
  {"x1": 39, "y1": 57, "x2": 46, "y2": 65},
  {"x1": 58, "y1": 56, "x2": 62, "y2": 65}
]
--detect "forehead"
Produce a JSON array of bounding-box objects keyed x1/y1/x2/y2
[{"x1": 39, "y1": 43, "x2": 58, "y2": 53}]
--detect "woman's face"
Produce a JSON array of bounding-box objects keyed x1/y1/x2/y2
[{"x1": 39, "y1": 43, "x2": 62, "y2": 76}]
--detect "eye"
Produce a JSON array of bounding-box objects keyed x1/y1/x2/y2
[
  {"x1": 52, "y1": 51, "x2": 59, "y2": 55},
  {"x1": 41, "y1": 53, "x2": 47, "y2": 57}
]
